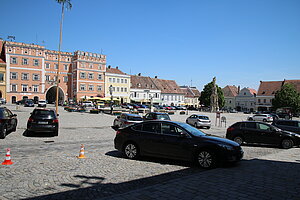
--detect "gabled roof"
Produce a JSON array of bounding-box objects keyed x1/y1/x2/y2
[
  {"x1": 257, "y1": 81, "x2": 283, "y2": 96},
  {"x1": 283, "y1": 80, "x2": 300, "y2": 93},
  {"x1": 0, "y1": 58, "x2": 5, "y2": 64},
  {"x1": 180, "y1": 86, "x2": 201, "y2": 98},
  {"x1": 106, "y1": 67, "x2": 126, "y2": 75},
  {"x1": 248, "y1": 88, "x2": 257, "y2": 95},
  {"x1": 130, "y1": 75, "x2": 159, "y2": 90},
  {"x1": 151, "y1": 78, "x2": 184, "y2": 94},
  {"x1": 222, "y1": 85, "x2": 238, "y2": 97}
]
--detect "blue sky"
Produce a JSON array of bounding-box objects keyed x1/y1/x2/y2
[{"x1": 1, "y1": 0, "x2": 299, "y2": 91}]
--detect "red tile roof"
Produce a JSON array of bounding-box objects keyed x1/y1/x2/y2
[
  {"x1": 151, "y1": 78, "x2": 184, "y2": 94},
  {"x1": 106, "y1": 67, "x2": 126, "y2": 75},
  {"x1": 180, "y1": 86, "x2": 201, "y2": 98},
  {"x1": 0, "y1": 58, "x2": 5, "y2": 64},
  {"x1": 283, "y1": 80, "x2": 300, "y2": 93},
  {"x1": 248, "y1": 88, "x2": 257, "y2": 95},
  {"x1": 130, "y1": 75, "x2": 159, "y2": 90},
  {"x1": 257, "y1": 81, "x2": 283, "y2": 96},
  {"x1": 222, "y1": 85, "x2": 238, "y2": 97}
]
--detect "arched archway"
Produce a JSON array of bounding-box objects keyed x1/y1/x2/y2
[
  {"x1": 46, "y1": 86, "x2": 64, "y2": 104},
  {"x1": 0, "y1": 91, "x2": 2, "y2": 98}
]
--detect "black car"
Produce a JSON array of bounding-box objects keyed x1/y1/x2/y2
[
  {"x1": 143, "y1": 112, "x2": 171, "y2": 121},
  {"x1": 226, "y1": 121, "x2": 300, "y2": 149},
  {"x1": 0, "y1": 107, "x2": 18, "y2": 139},
  {"x1": 27, "y1": 108, "x2": 59, "y2": 136},
  {"x1": 272, "y1": 120, "x2": 300, "y2": 134},
  {"x1": 114, "y1": 121, "x2": 243, "y2": 169},
  {"x1": 24, "y1": 99, "x2": 35, "y2": 107}
]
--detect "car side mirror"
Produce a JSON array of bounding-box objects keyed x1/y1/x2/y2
[
  {"x1": 12, "y1": 114, "x2": 17, "y2": 117},
  {"x1": 117, "y1": 116, "x2": 120, "y2": 119},
  {"x1": 57, "y1": 114, "x2": 59, "y2": 117}
]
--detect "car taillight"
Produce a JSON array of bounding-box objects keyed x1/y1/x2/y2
[
  {"x1": 124, "y1": 121, "x2": 132, "y2": 124},
  {"x1": 53, "y1": 119, "x2": 59, "y2": 123},
  {"x1": 227, "y1": 127, "x2": 234, "y2": 132},
  {"x1": 28, "y1": 118, "x2": 34, "y2": 122},
  {"x1": 116, "y1": 130, "x2": 121, "y2": 135}
]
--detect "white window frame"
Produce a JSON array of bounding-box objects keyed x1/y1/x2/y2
[
  {"x1": 11, "y1": 57, "x2": 17, "y2": 64},
  {"x1": 88, "y1": 85, "x2": 94, "y2": 91},
  {"x1": 45, "y1": 63, "x2": 50, "y2": 69},
  {"x1": 32, "y1": 74, "x2": 40, "y2": 81},
  {"x1": 64, "y1": 64, "x2": 68, "y2": 71},
  {"x1": 33, "y1": 59, "x2": 39, "y2": 66},
  {"x1": 54, "y1": 64, "x2": 58, "y2": 69},
  {"x1": 97, "y1": 85, "x2": 102, "y2": 91},
  {"x1": 98, "y1": 74, "x2": 102, "y2": 80},
  {"x1": 22, "y1": 58, "x2": 28, "y2": 65},
  {"x1": 45, "y1": 75, "x2": 50, "y2": 81},
  {"x1": 80, "y1": 84, "x2": 86, "y2": 91},
  {"x1": 80, "y1": 72, "x2": 86, "y2": 79},
  {"x1": 11, "y1": 84, "x2": 17, "y2": 92},
  {"x1": 11, "y1": 72, "x2": 18, "y2": 80},
  {"x1": 22, "y1": 84, "x2": 28, "y2": 92},
  {"x1": 33, "y1": 85, "x2": 38, "y2": 92},
  {"x1": 21, "y1": 73, "x2": 29, "y2": 80},
  {"x1": 88, "y1": 73, "x2": 94, "y2": 79},
  {"x1": 63, "y1": 76, "x2": 68, "y2": 82}
]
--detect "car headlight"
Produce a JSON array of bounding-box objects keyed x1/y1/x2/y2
[{"x1": 218, "y1": 143, "x2": 234, "y2": 150}]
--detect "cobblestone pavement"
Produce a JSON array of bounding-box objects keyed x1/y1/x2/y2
[{"x1": 0, "y1": 105, "x2": 299, "y2": 200}]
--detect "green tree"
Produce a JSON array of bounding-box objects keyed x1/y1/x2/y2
[
  {"x1": 199, "y1": 81, "x2": 225, "y2": 108},
  {"x1": 55, "y1": 0, "x2": 72, "y2": 114},
  {"x1": 272, "y1": 83, "x2": 300, "y2": 113}
]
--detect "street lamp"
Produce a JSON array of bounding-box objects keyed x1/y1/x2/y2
[{"x1": 109, "y1": 85, "x2": 113, "y2": 114}]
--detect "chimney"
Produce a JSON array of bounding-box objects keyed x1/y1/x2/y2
[
  {"x1": 138, "y1": 73, "x2": 141, "y2": 76},
  {"x1": 116, "y1": 66, "x2": 119, "y2": 69},
  {"x1": 154, "y1": 76, "x2": 158, "y2": 78},
  {"x1": 108, "y1": 65, "x2": 111, "y2": 69},
  {"x1": 238, "y1": 86, "x2": 240, "y2": 94}
]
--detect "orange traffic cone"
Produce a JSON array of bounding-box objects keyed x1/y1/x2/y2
[
  {"x1": 77, "y1": 144, "x2": 86, "y2": 159},
  {"x1": 2, "y1": 148, "x2": 14, "y2": 165}
]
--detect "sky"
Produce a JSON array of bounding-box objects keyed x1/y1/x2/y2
[{"x1": 1, "y1": 0, "x2": 299, "y2": 91}]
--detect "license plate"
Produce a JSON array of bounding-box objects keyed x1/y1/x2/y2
[{"x1": 38, "y1": 121, "x2": 48, "y2": 124}]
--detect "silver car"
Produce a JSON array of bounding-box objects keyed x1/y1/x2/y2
[
  {"x1": 247, "y1": 114, "x2": 273, "y2": 122},
  {"x1": 186, "y1": 114, "x2": 211, "y2": 129}
]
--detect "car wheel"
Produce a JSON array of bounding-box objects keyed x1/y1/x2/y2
[
  {"x1": 233, "y1": 136, "x2": 243, "y2": 145},
  {"x1": 124, "y1": 143, "x2": 139, "y2": 159},
  {"x1": 185, "y1": 120, "x2": 188, "y2": 123},
  {"x1": 248, "y1": 118, "x2": 253, "y2": 121},
  {"x1": 197, "y1": 150, "x2": 216, "y2": 169},
  {"x1": 281, "y1": 138, "x2": 294, "y2": 149},
  {"x1": 194, "y1": 123, "x2": 198, "y2": 128},
  {"x1": 11, "y1": 121, "x2": 17, "y2": 132},
  {"x1": 263, "y1": 119, "x2": 267, "y2": 122},
  {"x1": 207, "y1": 127, "x2": 211, "y2": 129},
  {"x1": 0, "y1": 126, "x2": 7, "y2": 139}
]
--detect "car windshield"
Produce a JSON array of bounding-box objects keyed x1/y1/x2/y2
[
  {"x1": 157, "y1": 114, "x2": 170, "y2": 120},
  {"x1": 127, "y1": 116, "x2": 143, "y2": 121},
  {"x1": 179, "y1": 123, "x2": 206, "y2": 136}
]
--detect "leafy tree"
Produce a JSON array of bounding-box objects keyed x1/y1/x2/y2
[
  {"x1": 272, "y1": 83, "x2": 300, "y2": 113},
  {"x1": 199, "y1": 81, "x2": 225, "y2": 108}
]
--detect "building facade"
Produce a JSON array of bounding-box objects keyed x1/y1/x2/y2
[
  {"x1": 180, "y1": 86, "x2": 200, "y2": 108},
  {"x1": 235, "y1": 87, "x2": 257, "y2": 112},
  {"x1": 222, "y1": 85, "x2": 239, "y2": 110},
  {"x1": 105, "y1": 66, "x2": 130, "y2": 103}
]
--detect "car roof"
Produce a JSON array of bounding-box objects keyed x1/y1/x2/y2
[
  {"x1": 274, "y1": 119, "x2": 299, "y2": 122},
  {"x1": 149, "y1": 112, "x2": 169, "y2": 115},
  {"x1": 123, "y1": 113, "x2": 141, "y2": 117},
  {"x1": 33, "y1": 108, "x2": 54, "y2": 112}
]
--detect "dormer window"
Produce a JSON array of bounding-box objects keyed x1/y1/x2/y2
[
  {"x1": 262, "y1": 91, "x2": 265, "y2": 94},
  {"x1": 137, "y1": 83, "x2": 141, "y2": 87}
]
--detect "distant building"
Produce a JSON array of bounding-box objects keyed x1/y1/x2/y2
[
  {"x1": 235, "y1": 87, "x2": 257, "y2": 112},
  {"x1": 151, "y1": 76, "x2": 185, "y2": 106},
  {"x1": 222, "y1": 85, "x2": 239, "y2": 110},
  {"x1": 180, "y1": 86, "x2": 200, "y2": 108},
  {"x1": 130, "y1": 74, "x2": 161, "y2": 104},
  {"x1": 256, "y1": 80, "x2": 300, "y2": 111},
  {"x1": 105, "y1": 66, "x2": 130, "y2": 103},
  {"x1": 0, "y1": 39, "x2": 6, "y2": 100}
]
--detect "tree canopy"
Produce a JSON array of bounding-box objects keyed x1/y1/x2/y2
[
  {"x1": 199, "y1": 81, "x2": 225, "y2": 108},
  {"x1": 272, "y1": 83, "x2": 300, "y2": 113}
]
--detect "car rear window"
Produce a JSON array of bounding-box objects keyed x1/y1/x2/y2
[
  {"x1": 157, "y1": 114, "x2": 170, "y2": 120},
  {"x1": 198, "y1": 116, "x2": 209, "y2": 120},
  {"x1": 33, "y1": 110, "x2": 56, "y2": 117},
  {"x1": 127, "y1": 116, "x2": 143, "y2": 121}
]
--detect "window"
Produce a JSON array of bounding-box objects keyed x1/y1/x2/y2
[
  {"x1": 81, "y1": 63, "x2": 85, "y2": 68},
  {"x1": 10, "y1": 72, "x2": 17, "y2": 80},
  {"x1": 121, "y1": 88, "x2": 124, "y2": 92},
  {"x1": 80, "y1": 72, "x2": 86, "y2": 79},
  {"x1": 243, "y1": 122, "x2": 256, "y2": 129},
  {"x1": 109, "y1": 78, "x2": 112, "y2": 82},
  {"x1": 22, "y1": 84, "x2": 28, "y2": 92},
  {"x1": 117, "y1": 87, "x2": 119, "y2": 92},
  {"x1": 113, "y1": 78, "x2": 116, "y2": 83},
  {"x1": 80, "y1": 84, "x2": 86, "y2": 91},
  {"x1": 258, "y1": 99, "x2": 261, "y2": 103},
  {"x1": 22, "y1": 58, "x2": 28, "y2": 65},
  {"x1": 98, "y1": 64, "x2": 102, "y2": 70},
  {"x1": 88, "y1": 85, "x2": 94, "y2": 91},
  {"x1": 54, "y1": 64, "x2": 58, "y2": 69},
  {"x1": 98, "y1": 74, "x2": 102, "y2": 80},
  {"x1": 124, "y1": 88, "x2": 127, "y2": 92},
  {"x1": 63, "y1": 76, "x2": 68, "y2": 82},
  {"x1": 263, "y1": 99, "x2": 266, "y2": 103},
  {"x1": 22, "y1": 73, "x2": 29, "y2": 80},
  {"x1": 117, "y1": 78, "x2": 120, "y2": 83},
  {"x1": 45, "y1": 75, "x2": 50, "y2": 81},
  {"x1": 124, "y1": 79, "x2": 127, "y2": 84},
  {"x1": 0, "y1": 73, "x2": 4, "y2": 82},
  {"x1": 32, "y1": 74, "x2": 39, "y2": 81},
  {"x1": 121, "y1": 79, "x2": 124, "y2": 83},
  {"x1": 45, "y1": 63, "x2": 50, "y2": 69},
  {"x1": 142, "y1": 123, "x2": 160, "y2": 133},
  {"x1": 89, "y1": 64, "x2": 93, "y2": 69},
  {"x1": 97, "y1": 85, "x2": 102, "y2": 91},
  {"x1": 33, "y1": 59, "x2": 39, "y2": 66},
  {"x1": 88, "y1": 73, "x2": 94, "y2": 79},
  {"x1": 11, "y1": 57, "x2": 17, "y2": 64},
  {"x1": 258, "y1": 123, "x2": 271, "y2": 131},
  {"x1": 161, "y1": 123, "x2": 184, "y2": 136},
  {"x1": 11, "y1": 84, "x2": 17, "y2": 92},
  {"x1": 64, "y1": 64, "x2": 68, "y2": 71},
  {"x1": 33, "y1": 85, "x2": 38, "y2": 92}
]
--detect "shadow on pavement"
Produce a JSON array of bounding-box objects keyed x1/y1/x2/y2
[
  {"x1": 22, "y1": 159, "x2": 300, "y2": 200},
  {"x1": 22, "y1": 130, "x2": 56, "y2": 138}
]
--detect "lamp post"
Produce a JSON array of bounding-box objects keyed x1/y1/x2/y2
[{"x1": 109, "y1": 85, "x2": 113, "y2": 114}]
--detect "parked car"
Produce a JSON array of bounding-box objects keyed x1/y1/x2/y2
[
  {"x1": 114, "y1": 120, "x2": 243, "y2": 169},
  {"x1": 24, "y1": 99, "x2": 35, "y2": 107},
  {"x1": 272, "y1": 120, "x2": 300, "y2": 134},
  {"x1": 113, "y1": 113, "x2": 143, "y2": 129},
  {"x1": 143, "y1": 112, "x2": 171, "y2": 121},
  {"x1": 0, "y1": 98, "x2": 6, "y2": 104},
  {"x1": 16, "y1": 99, "x2": 29, "y2": 105},
  {"x1": 82, "y1": 101, "x2": 94, "y2": 107},
  {"x1": 0, "y1": 107, "x2": 18, "y2": 139},
  {"x1": 247, "y1": 114, "x2": 273, "y2": 122},
  {"x1": 186, "y1": 114, "x2": 211, "y2": 129},
  {"x1": 226, "y1": 121, "x2": 300, "y2": 149},
  {"x1": 27, "y1": 108, "x2": 59, "y2": 136},
  {"x1": 38, "y1": 100, "x2": 47, "y2": 107}
]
